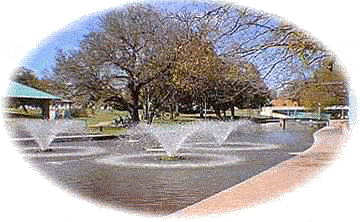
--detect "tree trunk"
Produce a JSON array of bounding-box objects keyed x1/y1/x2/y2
[
  {"x1": 40, "y1": 100, "x2": 50, "y2": 120},
  {"x1": 231, "y1": 105, "x2": 235, "y2": 119},
  {"x1": 214, "y1": 106, "x2": 222, "y2": 119},
  {"x1": 128, "y1": 105, "x2": 140, "y2": 123},
  {"x1": 170, "y1": 102, "x2": 174, "y2": 120},
  {"x1": 128, "y1": 84, "x2": 141, "y2": 124},
  {"x1": 148, "y1": 110, "x2": 155, "y2": 125},
  {"x1": 143, "y1": 88, "x2": 151, "y2": 120},
  {"x1": 199, "y1": 103, "x2": 204, "y2": 118}
]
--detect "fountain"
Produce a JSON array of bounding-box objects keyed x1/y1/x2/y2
[
  {"x1": 17, "y1": 118, "x2": 276, "y2": 163},
  {"x1": 201, "y1": 120, "x2": 242, "y2": 146},
  {"x1": 127, "y1": 122, "x2": 202, "y2": 160},
  {"x1": 134, "y1": 121, "x2": 236, "y2": 154},
  {"x1": 15, "y1": 119, "x2": 109, "y2": 161},
  {"x1": 19, "y1": 119, "x2": 87, "y2": 152},
  {"x1": 99, "y1": 120, "x2": 249, "y2": 167},
  {"x1": 13, "y1": 117, "x2": 317, "y2": 214},
  {"x1": 96, "y1": 120, "x2": 245, "y2": 168}
]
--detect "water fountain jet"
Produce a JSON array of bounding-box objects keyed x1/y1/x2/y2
[
  {"x1": 131, "y1": 123, "x2": 201, "y2": 159},
  {"x1": 193, "y1": 120, "x2": 243, "y2": 147},
  {"x1": 20, "y1": 119, "x2": 87, "y2": 152}
]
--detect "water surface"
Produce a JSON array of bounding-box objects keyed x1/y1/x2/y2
[{"x1": 15, "y1": 121, "x2": 318, "y2": 215}]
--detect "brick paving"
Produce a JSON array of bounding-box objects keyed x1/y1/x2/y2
[{"x1": 169, "y1": 120, "x2": 349, "y2": 217}]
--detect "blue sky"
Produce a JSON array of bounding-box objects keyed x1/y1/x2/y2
[
  {"x1": 21, "y1": 1, "x2": 197, "y2": 77},
  {"x1": 19, "y1": 0, "x2": 311, "y2": 90},
  {"x1": 21, "y1": 14, "x2": 99, "y2": 76}
]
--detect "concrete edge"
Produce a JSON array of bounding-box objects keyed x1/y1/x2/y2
[{"x1": 168, "y1": 120, "x2": 349, "y2": 218}]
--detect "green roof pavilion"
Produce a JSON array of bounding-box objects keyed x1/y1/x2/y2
[{"x1": 6, "y1": 81, "x2": 62, "y2": 119}]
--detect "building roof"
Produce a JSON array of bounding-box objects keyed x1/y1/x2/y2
[{"x1": 6, "y1": 81, "x2": 61, "y2": 100}]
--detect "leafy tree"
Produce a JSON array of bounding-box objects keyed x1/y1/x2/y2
[
  {"x1": 170, "y1": 37, "x2": 222, "y2": 100},
  {"x1": 205, "y1": 62, "x2": 271, "y2": 118},
  {"x1": 298, "y1": 61, "x2": 348, "y2": 109},
  {"x1": 11, "y1": 67, "x2": 57, "y2": 94},
  {"x1": 168, "y1": 36, "x2": 270, "y2": 119},
  {"x1": 11, "y1": 67, "x2": 38, "y2": 85},
  {"x1": 52, "y1": 2, "x2": 344, "y2": 123}
]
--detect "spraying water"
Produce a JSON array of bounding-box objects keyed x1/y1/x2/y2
[
  {"x1": 131, "y1": 120, "x2": 247, "y2": 156},
  {"x1": 132, "y1": 122, "x2": 201, "y2": 156},
  {"x1": 20, "y1": 119, "x2": 87, "y2": 151}
]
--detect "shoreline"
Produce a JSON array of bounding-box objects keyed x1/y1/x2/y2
[{"x1": 168, "y1": 120, "x2": 350, "y2": 218}]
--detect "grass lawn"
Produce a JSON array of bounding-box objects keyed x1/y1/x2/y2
[
  {"x1": 6, "y1": 107, "x2": 262, "y2": 136},
  {"x1": 76, "y1": 109, "x2": 129, "y2": 135},
  {"x1": 5, "y1": 108, "x2": 43, "y2": 118}
]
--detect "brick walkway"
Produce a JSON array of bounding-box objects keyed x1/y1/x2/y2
[{"x1": 169, "y1": 120, "x2": 349, "y2": 217}]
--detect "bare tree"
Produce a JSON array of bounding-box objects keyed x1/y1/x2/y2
[
  {"x1": 53, "y1": 4, "x2": 179, "y2": 123},
  {"x1": 171, "y1": 4, "x2": 333, "y2": 87},
  {"x1": 52, "y1": 2, "x2": 341, "y2": 123}
]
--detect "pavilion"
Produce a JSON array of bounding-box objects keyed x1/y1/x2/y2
[{"x1": 5, "y1": 81, "x2": 62, "y2": 119}]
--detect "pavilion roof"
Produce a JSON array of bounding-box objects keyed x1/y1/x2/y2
[{"x1": 6, "y1": 81, "x2": 61, "y2": 100}]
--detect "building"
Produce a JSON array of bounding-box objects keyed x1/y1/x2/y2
[{"x1": 5, "y1": 81, "x2": 62, "y2": 119}]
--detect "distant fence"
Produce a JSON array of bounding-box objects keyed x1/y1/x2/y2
[{"x1": 273, "y1": 110, "x2": 331, "y2": 120}]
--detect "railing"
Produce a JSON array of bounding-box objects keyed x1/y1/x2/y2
[{"x1": 273, "y1": 110, "x2": 331, "y2": 120}]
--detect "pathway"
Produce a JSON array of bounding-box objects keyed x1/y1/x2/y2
[{"x1": 168, "y1": 120, "x2": 349, "y2": 217}]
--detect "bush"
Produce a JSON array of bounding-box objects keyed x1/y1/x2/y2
[{"x1": 70, "y1": 108, "x2": 88, "y2": 118}]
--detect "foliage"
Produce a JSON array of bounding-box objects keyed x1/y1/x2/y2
[
  {"x1": 298, "y1": 62, "x2": 348, "y2": 109},
  {"x1": 170, "y1": 37, "x2": 224, "y2": 100},
  {"x1": 51, "y1": 2, "x2": 338, "y2": 122},
  {"x1": 11, "y1": 67, "x2": 55, "y2": 93},
  {"x1": 205, "y1": 63, "x2": 271, "y2": 115},
  {"x1": 69, "y1": 108, "x2": 89, "y2": 118},
  {"x1": 167, "y1": 36, "x2": 270, "y2": 118},
  {"x1": 272, "y1": 24, "x2": 325, "y2": 62}
]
